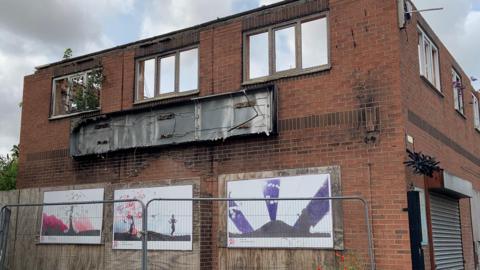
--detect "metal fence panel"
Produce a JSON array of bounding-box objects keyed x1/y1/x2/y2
[
  {"x1": 0, "y1": 196, "x2": 373, "y2": 270},
  {"x1": 0, "y1": 208, "x2": 11, "y2": 269}
]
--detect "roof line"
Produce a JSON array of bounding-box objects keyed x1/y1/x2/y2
[{"x1": 36, "y1": 0, "x2": 300, "y2": 70}]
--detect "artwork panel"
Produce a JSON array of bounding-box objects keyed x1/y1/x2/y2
[
  {"x1": 40, "y1": 188, "x2": 105, "y2": 244},
  {"x1": 227, "y1": 174, "x2": 333, "y2": 248},
  {"x1": 112, "y1": 185, "x2": 193, "y2": 250}
]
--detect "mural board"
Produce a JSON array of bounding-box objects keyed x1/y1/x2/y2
[
  {"x1": 40, "y1": 188, "x2": 104, "y2": 244},
  {"x1": 113, "y1": 185, "x2": 193, "y2": 250},
  {"x1": 227, "y1": 174, "x2": 333, "y2": 248}
]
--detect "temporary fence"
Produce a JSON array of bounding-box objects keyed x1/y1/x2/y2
[
  {"x1": 0, "y1": 199, "x2": 146, "y2": 270},
  {"x1": 0, "y1": 196, "x2": 374, "y2": 270}
]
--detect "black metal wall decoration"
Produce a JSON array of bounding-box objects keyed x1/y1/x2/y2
[{"x1": 404, "y1": 149, "x2": 441, "y2": 177}]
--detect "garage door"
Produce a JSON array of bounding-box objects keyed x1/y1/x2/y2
[{"x1": 430, "y1": 193, "x2": 465, "y2": 270}]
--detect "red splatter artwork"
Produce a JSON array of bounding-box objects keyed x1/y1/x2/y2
[{"x1": 42, "y1": 213, "x2": 68, "y2": 233}]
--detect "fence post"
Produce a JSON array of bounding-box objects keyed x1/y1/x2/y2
[{"x1": 142, "y1": 202, "x2": 148, "y2": 270}]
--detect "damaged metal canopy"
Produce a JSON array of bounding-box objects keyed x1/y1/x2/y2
[{"x1": 70, "y1": 86, "x2": 276, "y2": 156}]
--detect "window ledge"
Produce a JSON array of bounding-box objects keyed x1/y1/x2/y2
[
  {"x1": 454, "y1": 109, "x2": 466, "y2": 120},
  {"x1": 475, "y1": 127, "x2": 480, "y2": 134},
  {"x1": 49, "y1": 109, "x2": 100, "y2": 121},
  {"x1": 243, "y1": 64, "x2": 331, "y2": 86},
  {"x1": 134, "y1": 90, "x2": 199, "y2": 105},
  {"x1": 420, "y1": 75, "x2": 443, "y2": 98}
]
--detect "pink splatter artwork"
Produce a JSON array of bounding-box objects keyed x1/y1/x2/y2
[
  {"x1": 73, "y1": 217, "x2": 94, "y2": 232},
  {"x1": 42, "y1": 213, "x2": 68, "y2": 232}
]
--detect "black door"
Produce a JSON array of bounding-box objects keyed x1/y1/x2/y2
[{"x1": 408, "y1": 191, "x2": 425, "y2": 270}]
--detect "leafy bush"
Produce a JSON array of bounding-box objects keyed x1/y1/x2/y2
[{"x1": 0, "y1": 145, "x2": 19, "y2": 191}]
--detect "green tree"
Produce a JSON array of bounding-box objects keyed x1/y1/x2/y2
[
  {"x1": 63, "y1": 48, "x2": 73, "y2": 59},
  {"x1": 0, "y1": 145, "x2": 19, "y2": 191},
  {"x1": 71, "y1": 69, "x2": 103, "y2": 112}
]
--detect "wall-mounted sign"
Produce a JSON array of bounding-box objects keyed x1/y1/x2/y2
[
  {"x1": 113, "y1": 185, "x2": 193, "y2": 250},
  {"x1": 40, "y1": 188, "x2": 104, "y2": 244},
  {"x1": 227, "y1": 174, "x2": 333, "y2": 248}
]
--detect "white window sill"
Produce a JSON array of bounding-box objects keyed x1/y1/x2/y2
[
  {"x1": 134, "y1": 90, "x2": 199, "y2": 105},
  {"x1": 49, "y1": 109, "x2": 100, "y2": 120}
]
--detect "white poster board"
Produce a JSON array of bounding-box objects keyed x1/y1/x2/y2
[
  {"x1": 40, "y1": 188, "x2": 104, "y2": 244},
  {"x1": 227, "y1": 174, "x2": 333, "y2": 248},
  {"x1": 113, "y1": 185, "x2": 193, "y2": 250}
]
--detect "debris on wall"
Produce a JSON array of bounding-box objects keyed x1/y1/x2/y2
[{"x1": 70, "y1": 86, "x2": 276, "y2": 157}]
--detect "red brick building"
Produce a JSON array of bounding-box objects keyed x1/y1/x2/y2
[{"x1": 17, "y1": 0, "x2": 480, "y2": 269}]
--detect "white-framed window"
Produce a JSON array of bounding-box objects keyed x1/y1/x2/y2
[
  {"x1": 245, "y1": 14, "x2": 329, "y2": 81},
  {"x1": 51, "y1": 69, "x2": 102, "y2": 117},
  {"x1": 452, "y1": 69, "x2": 464, "y2": 114},
  {"x1": 415, "y1": 187, "x2": 429, "y2": 246},
  {"x1": 418, "y1": 26, "x2": 441, "y2": 90},
  {"x1": 136, "y1": 47, "x2": 199, "y2": 102},
  {"x1": 473, "y1": 93, "x2": 480, "y2": 129}
]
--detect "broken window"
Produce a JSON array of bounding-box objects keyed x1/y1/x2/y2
[
  {"x1": 245, "y1": 15, "x2": 329, "y2": 81},
  {"x1": 452, "y1": 69, "x2": 464, "y2": 114},
  {"x1": 136, "y1": 47, "x2": 199, "y2": 102},
  {"x1": 418, "y1": 26, "x2": 441, "y2": 90},
  {"x1": 51, "y1": 69, "x2": 102, "y2": 117},
  {"x1": 137, "y1": 58, "x2": 156, "y2": 99}
]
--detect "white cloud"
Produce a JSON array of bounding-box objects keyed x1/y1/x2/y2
[
  {"x1": 259, "y1": 0, "x2": 282, "y2": 6},
  {"x1": 0, "y1": 0, "x2": 136, "y2": 156},
  {"x1": 140, "y1": 0, "x2": 234, "y2": 38},
  {"x1": 139, "y1": 0, "x2": 284, "y2": 38}
]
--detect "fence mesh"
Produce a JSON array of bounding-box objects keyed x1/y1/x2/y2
[{"x1": 0, "y1": 197, "x2": 372, "y2": 270}]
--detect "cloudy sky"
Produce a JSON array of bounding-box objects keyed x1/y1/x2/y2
[{"x1": 0, "y1": 0, "x2": 479, "y2": 156}]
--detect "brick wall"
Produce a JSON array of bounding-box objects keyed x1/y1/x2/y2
[
  {"x1": 400, "y1": 9, "x2": 480, "y2": 270},
  {"x1": 17, "y1": 0, "x2": 433, "y2": 269}
]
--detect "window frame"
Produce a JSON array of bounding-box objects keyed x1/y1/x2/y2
[
  {"x1": 472, "y1": 93, "x2": 480, "y2": 131},
  {"x1": 135, "y1": 45, "x2": 199, "y2": 103},
  {"x1": 414, "y1": 187, "x2": 429, "y2": 246},
  {"x1": 417, "y1": 26, "x2": 441, "y2": 91},
  {"x1": 50, "y1": 69, "x2": 102, "y2": 119},
  {"x1": 452, "y1": 68, "x2": 465, "y2": 115},
  {"x1": 243, "y1": 13, "x2": 330, "y2": 84}
]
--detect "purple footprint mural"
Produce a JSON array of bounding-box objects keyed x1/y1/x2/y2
[
  {"x1": 228, "y1": 197, "x2": 254, "y2": 234},
  {"x1": 293, "y1": 180, "x2": 330, "y2": 232},
  {"x1": 263, "y1": 179, "x2": 280, "y2": 221}
]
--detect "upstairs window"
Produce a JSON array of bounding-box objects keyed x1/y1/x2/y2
[
  {"x1": 418, "y1": 26, "x2": 441, "y2": 90},
  {"x1": 51, "y1": 69, "x2": 102, "y2": 117},
  {"x1": 472, "y1": 93, "x2": 480, "y2": 129},
  {"x1": 136, "y1": 47, "x2": 199, "y2": 102},
  {"x1": 245, "y1": 15, "x2": 329, "y2": 81},
  {"x1": 452, "y1": 69, "x2": 464, "y2": 114}
]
